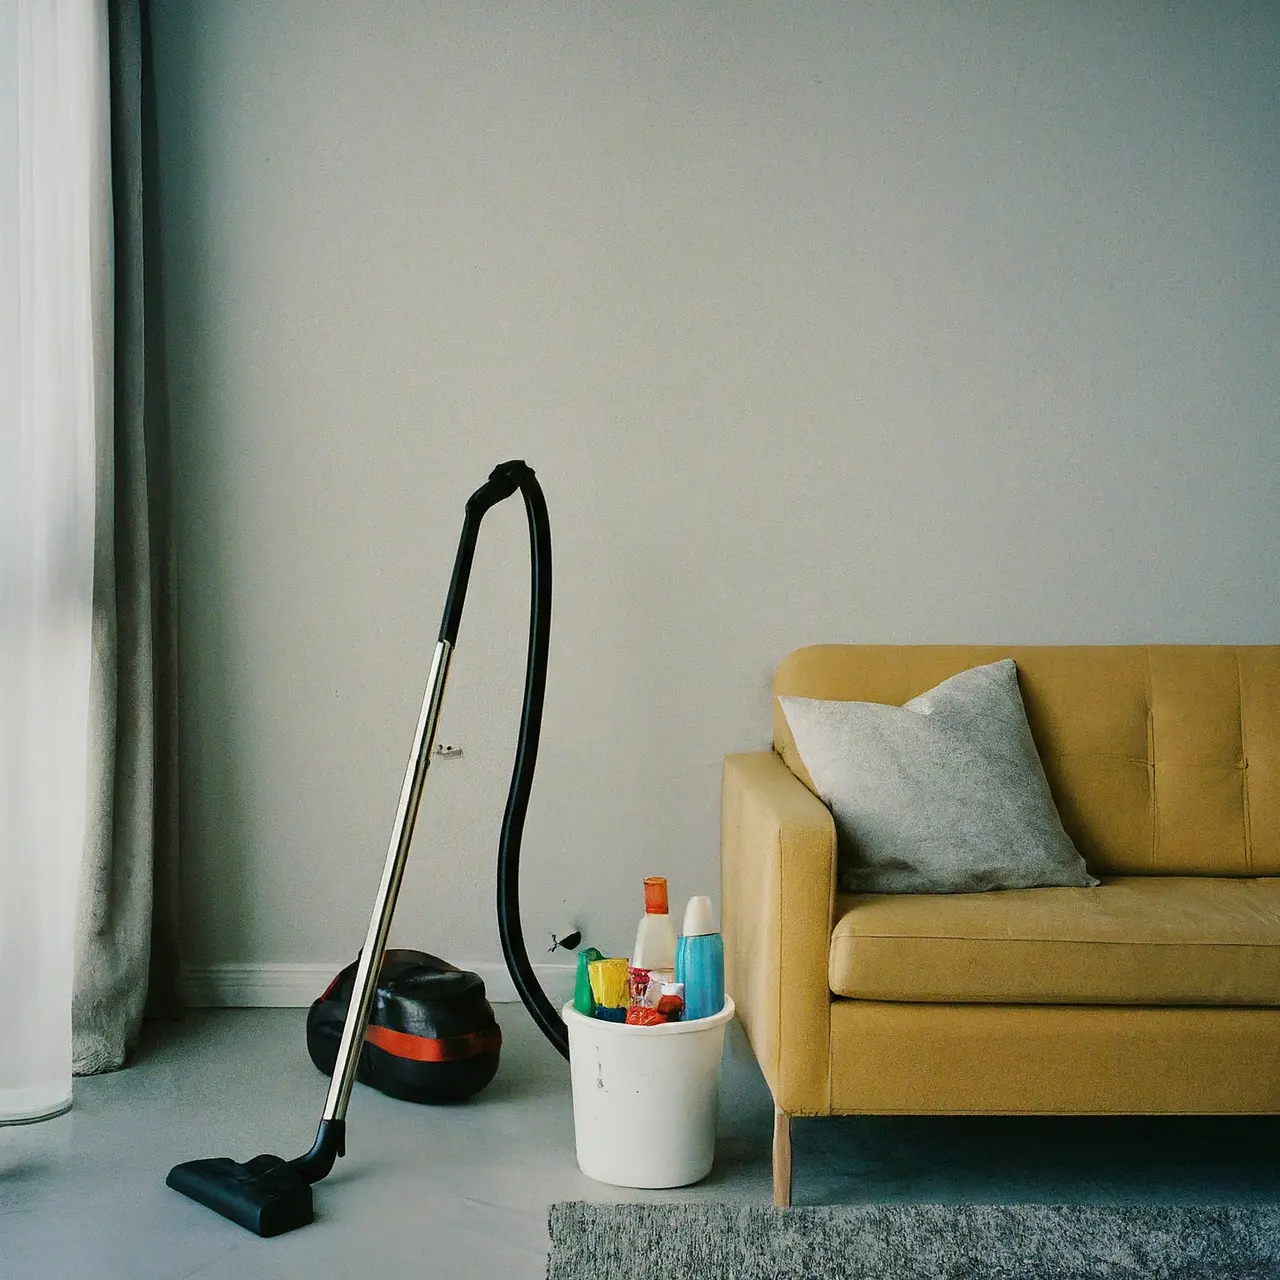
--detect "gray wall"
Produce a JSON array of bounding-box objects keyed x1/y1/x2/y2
[{"x1": 151, "y1": 3, "x2": 1280, "y2": 982}]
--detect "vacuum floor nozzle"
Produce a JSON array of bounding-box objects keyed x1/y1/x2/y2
[{"x1": 166, "y1": 1154, "x2": 314, "y2": 1237}]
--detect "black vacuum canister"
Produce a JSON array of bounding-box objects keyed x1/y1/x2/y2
[{"x1": 307, "y1": 950, "x2": 501, "y2": 1104}]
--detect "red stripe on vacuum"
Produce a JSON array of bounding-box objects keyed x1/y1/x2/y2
[{"x1": 364, "y1": 1023, "x2": 502, "y2": 1063}]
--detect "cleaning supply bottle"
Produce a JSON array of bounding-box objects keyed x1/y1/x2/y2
[
  {"x1": 573, "y1": 947, "x2": 604, "y2": 1016},
  {"x1": 631, "y1": 876, "x2": 677, "y2": 974},
  {"x1": 675, "y1": 895, "x2": 725, "y2": 1021}
]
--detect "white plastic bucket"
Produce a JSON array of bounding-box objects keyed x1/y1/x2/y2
[{"x1": 562, "y1": 996, "x2": 736, "y2": 1189}]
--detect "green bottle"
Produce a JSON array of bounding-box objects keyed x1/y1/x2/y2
[{"x1": 573, "y1": 947, "x2": 604, "y2": 1015}]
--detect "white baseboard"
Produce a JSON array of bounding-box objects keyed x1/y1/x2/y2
[{"x1": 180, "y1": 961, "x2": 577, "y2": 1009}]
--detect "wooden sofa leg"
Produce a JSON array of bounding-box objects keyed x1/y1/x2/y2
[{"x1": 772, "y1": 1107, "x2": 792, "y2": 1207}]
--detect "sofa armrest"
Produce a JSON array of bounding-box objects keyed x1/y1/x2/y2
[{"x1": 721, "y1": 750, "x2": 836, "y2": 1115}]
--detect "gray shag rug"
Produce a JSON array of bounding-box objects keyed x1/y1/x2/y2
[{"x1": 547, "y1": 1202, "x2": 1280, "y2": 1279}]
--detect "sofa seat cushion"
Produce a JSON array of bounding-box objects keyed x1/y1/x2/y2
[{"x1": 829, "y1": 877, "x2": 1280, "y2": 1005}]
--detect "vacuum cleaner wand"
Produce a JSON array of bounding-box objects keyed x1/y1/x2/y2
[{"x1": 167, "y1": 461, "x2": 565, "y2": 1236}]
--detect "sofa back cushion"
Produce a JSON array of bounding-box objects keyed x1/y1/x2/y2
[{"x1": 774, "y1": 646, "x2": 1280, "y2": 877}]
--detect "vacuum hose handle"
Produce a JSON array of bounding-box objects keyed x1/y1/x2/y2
[{"x1": 440, "y1": 460, "x2": 531, "y2": 646}]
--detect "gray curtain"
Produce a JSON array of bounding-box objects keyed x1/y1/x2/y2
[{"x1": 73, "y1": 0, "x2": 179, "y2": 1075}]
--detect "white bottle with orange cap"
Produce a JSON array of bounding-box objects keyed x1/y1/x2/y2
[{"x1": 631, "y1": 875, "x2": 677, "y2": 974}]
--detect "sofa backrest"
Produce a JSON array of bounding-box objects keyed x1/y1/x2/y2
[{"x1": 773, "y1": 645, "x2": 1279, "y2": 878}]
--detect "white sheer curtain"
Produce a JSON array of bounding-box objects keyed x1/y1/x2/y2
[{"x1": 0, "y1": 0, "x2": 110, "y2": 1124}]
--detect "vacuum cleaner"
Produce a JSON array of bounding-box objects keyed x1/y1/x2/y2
[{"x1": 166, "y1": 460, "x2": 569, "y2": 1236}]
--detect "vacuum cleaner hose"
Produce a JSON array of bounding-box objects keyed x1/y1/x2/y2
[{"x1": 441, "y1": 461, "x2": 569, "y2": 1059}]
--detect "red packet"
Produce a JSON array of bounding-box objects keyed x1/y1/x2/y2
[
  {"x1": 628, "y1": 967, "x2": 651, "y2": 1006},
  {"x1": 625, "y1": 1005, "x2": 666, "y2": 1027}
]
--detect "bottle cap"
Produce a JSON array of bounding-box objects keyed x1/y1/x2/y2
[
  {"x1": 643, "y1": 876, "x2": 669, "y2": 915},
  {"x1": 681, "y1": 895, "x2": 717, "y2": 937}
]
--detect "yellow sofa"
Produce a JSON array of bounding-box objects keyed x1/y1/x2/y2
[{"x1": 721, "y1": 645, "x2": 1280, "y2": 1206}]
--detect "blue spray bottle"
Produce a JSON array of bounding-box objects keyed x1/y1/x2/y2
[{"x1": 675, "y1": 896, "x2": 725, "y2": 1021}]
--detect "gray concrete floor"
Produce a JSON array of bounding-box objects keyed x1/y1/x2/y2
[{"x1": 2, "y1": 1008, "x2": 1277, "y2": 1279}]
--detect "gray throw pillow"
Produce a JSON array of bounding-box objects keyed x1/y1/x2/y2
[{"x1": 779, "y1": 659, "x2": 1098, "y2": 894}]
